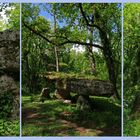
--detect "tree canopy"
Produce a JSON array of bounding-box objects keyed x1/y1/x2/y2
[
  {"x1": 22, "y1": 3, "x2": 121, "y2": 98},
  {"x1": 0, "y1": 3, "x2": 20, "y2": 31},
  {"x1": 124, "y1": 3, "x2": 140, "y2": 136}
]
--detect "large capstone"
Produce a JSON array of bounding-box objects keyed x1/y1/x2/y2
[{"x1": 67, "y1": 79, "x2": 114, "y2": 97}]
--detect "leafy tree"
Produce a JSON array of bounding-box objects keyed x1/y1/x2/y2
[
  {"x1": 0, "y1": 3, "x2": 20, "y2": 30},
  {"x1": 22, "y1": 3, "x2": 121, "y2": 99},
  {"x1": 124, "y1": 3, "x2": 140, "y2": 136}
]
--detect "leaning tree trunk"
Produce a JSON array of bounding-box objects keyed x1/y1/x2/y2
[{"x1": 100, "y1": 32, "x2": 119, "y2": 99}]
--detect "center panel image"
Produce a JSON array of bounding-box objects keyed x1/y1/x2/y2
[{"x1": 22, "y1": 3, "x2": 121, "y2": 136}]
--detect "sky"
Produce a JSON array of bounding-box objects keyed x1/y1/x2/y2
[
  {"x1": 36, "y1": 3, "x2": 66, "y2": 28},
  {"x1": 0, "y1": 4, "x2": 14, "y2": 30},
  {"x1": 1, "y1": 3, "x2": 100, "y2": 52},
  {"x1": 34, "y1": 3, "x2": 100, "y2": 53}
]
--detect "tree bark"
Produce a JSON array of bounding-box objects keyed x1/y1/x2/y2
[
  {"x1": 53, "y1": 9, "x2": 59, "y2": 72},
  {"x1": 101, "y1": 32, "x2": 119, "y2": 99},
  {"x1": 79, "y1": 3, "x2": 119, "y2": 99},
  {"x1": 86, "y1": 27, "x2": 96, "y2": 75}
]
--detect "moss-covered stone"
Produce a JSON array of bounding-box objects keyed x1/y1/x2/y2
[{"x1": 0, "y1": 30, "x2": 19, "y2": 119}]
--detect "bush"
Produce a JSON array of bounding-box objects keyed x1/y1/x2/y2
[
  {"x1": 0, "y1": 91, "x2": 13, "y2": 119},
  {"x1": 0, "y1": 119, "x2": 20, "y2": 136}
]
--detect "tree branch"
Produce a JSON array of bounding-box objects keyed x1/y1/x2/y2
[
  {"x1": 79, "y1": 3, "x2": 104, "y2": 35},
  {"x1": 79, "y1": 3, "x2": 90, "y2": 26},
  {"x1": 23, "y1": 21, "x2": 103, "y2": 50},
  {"x1": 23, "y1": 21, "x2": 54, "y2": 45},
  {"x1": 59, "y1": 39, "x2": 103, "y2": 49}
]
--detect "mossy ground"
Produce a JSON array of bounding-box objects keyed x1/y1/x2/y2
[{"x1": 22, "y1": 95, "x2": 121, "y2": 136}]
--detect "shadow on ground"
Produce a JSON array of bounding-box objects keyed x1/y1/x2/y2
[{"x1": 22, "y1": 96, "x2": 121, "y2": 136}]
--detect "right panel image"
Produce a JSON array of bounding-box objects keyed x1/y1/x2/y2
[{"x1": 124, "y1": 3, "x2": 140, "y2": 136}]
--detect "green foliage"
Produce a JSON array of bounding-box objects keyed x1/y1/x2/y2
[
  {"x1": 124, "y1": 120, "x2": 140, "y2": 136},
  {"x1": 0, "y1": 91, "x2": 13, "y2": 119},
  {"x1": 0, "y1": 120, "x2": 19, "y2": 136},
  {"x1": 22, "y1": 4, "x2": 121, "y2": 136},
  {"x1": 22, "y1": 3, "x2": 121, "y2": 89},
  {"x1": 0, "y1": 3, "x2": 20, "y2": 31},
  {"x1": 124, "y1": 108, "x2": 140, "y2": 136},
  {"x1": 68, "y1": 50, "x2": 92, "y2": 74},
  {"x1": 124, "y1": 4, "x2": 140, "y2": 136},
  {"x1": 7, "y1": 4, "x2": 20, "y2": 30}
]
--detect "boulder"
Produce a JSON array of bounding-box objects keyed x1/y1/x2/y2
[
  {"x1": 0, "y1": 30, "x2": 19, "y2": 119},
  {"x1": 68, "y1": 79, "x2": 114, "y2": 97}
]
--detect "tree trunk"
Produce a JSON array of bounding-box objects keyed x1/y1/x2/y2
[
  {"x1": 54, "y1": 46, "x2": 59, "y2": 72},
  {"x1": 53, "y1": 9, "x2": 59, "y2": 72},
  {"x1": 86, "y1": 27, "x2": 96, "y2": 75},
  {"x1": 100, "y1": 32, "x2": 119, "y2": 99},
  {"x1": 25, "y1": 54, "x2": 32, "y2": 93}
]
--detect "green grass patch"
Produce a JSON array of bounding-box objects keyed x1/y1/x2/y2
[{"x1": 22, "y1": 95, "x2": 121, "y2": 136}]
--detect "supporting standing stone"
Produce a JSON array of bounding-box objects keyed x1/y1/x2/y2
[
  {"x1": 55, "y1": 79, "x2": 71, "y2": 100},
  {"x1": 76, "y1": 95, "x2": 92, "y2": 111},
  {"x1": 40, "y1": 88, "x2": 51, "y2": 102}
]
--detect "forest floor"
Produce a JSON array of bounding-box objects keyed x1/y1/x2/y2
[
  {"x1": 124, "y1": 118, "x2": 140, "y2": 136},
  {"x1": 22, "y1": 95, "x2": 121, "y2": 136}
]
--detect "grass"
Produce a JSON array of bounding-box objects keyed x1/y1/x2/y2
[
  {"x1": 124, "y1": 108, "x2": 140, "y2": 136},
  {"x1": 22, "y1": 95, "x2": 121, "y2": 136}
]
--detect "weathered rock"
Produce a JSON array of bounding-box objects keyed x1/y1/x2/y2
[
  {"x1": 68, "y1": 79, "x2": 114, "y2": 97},
  {"x1": 40, "y1": 72, "x2": 114, "y2": 98},
  {"x1": 0, "y1": 75, "x2": 19, "y2": 119},
  {"x1": 0, "y1": 75, "x2": 19, "y2": 95},
  {"x1": 54, "y1": 79, "x2": 71, "y2": 100},
  {"x1": 0, "y1": 30, "x2": 19, "y2": 119},
  {"x1": 55, "y1": 88, "x2": 71, "y2": 100},
  {"x1": 0, "y1": 30, "x2": 19, "y2": 79},
  {"x1": 76, "y1": 95, "x2": 92, "y2": 111}
]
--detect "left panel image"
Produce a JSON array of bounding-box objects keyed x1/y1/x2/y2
[{"x1": 0, "y1": 3, "x2": 20, "y2": 136}]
